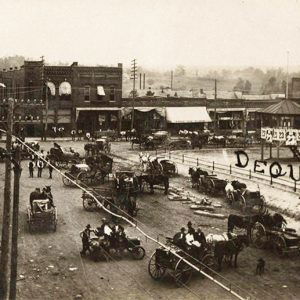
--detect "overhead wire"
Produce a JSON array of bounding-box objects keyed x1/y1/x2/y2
[{"x1": 1, "y1": 130, "x2": 249, "y2": 300}]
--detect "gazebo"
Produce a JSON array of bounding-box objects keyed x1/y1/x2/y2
[{"x1": 258, "y1": 99, "x2": 300, "y2": 160}]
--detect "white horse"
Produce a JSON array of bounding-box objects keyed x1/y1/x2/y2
[
  {"x1": 206, "y1": 232, "x2": 236, "y2": 244},
  {"x1": 139, "y1": 152, "x2": 151, "y2": 172},
  {"x1": 225, "y1": 180, "x2": 234, "y2": 200}
]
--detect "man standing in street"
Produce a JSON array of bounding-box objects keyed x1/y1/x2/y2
[
  {"x1": 28, "y1": 160, "x2": 34, "y2": 178},
  {"x1": 80, "y1": 224, "x2": 92, "y2": 256},
  {"x1": 71, "y1": 129, "x2": 76, "y2": 141},
  {"x1": 37, "y1": 159, "x2": 44, "y2": 178},
  {"x1": 48, "y1": 161, "x2": 54, "y2": 179}
]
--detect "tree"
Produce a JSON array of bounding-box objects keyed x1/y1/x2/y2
[
  {"x1": 281, "y1": 80, "x2": 287, "y2": 93},
  {"x1": 129, "y1": 90, "x2": 139, "y2": 97},
  {"x1": 233, "y1": 78, "x2": 245, "y2": 92},
  {"x1": 244, "y1": 80, "x2": 252, "y2": 94}
]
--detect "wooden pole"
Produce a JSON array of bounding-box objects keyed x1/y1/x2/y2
[
  {"x1": 261, "y1": 140, "x2": 264, "y2": 160},
  {"x1": 9, "y1": 146, "x2": 22, "y2": 300},
  {"x1": 0, "y1": 98, "x2": 14, "y2": 300}
]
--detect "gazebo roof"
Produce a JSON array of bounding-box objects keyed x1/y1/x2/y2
[{"x1": 259, "y1": 99, "x2": 300, "y2": 115}]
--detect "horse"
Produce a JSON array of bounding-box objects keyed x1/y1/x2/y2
[
  {"x1": 188, "y1": 167, "x2": 209, "y2": 188},
  {"x1": 214, "y1": 234, "x2": 249, "y2": 271},
  {"x1": 137, "y1": 174, "x2": 169, "y2": 195},
  {"x1": 227, "y1": 214, "x2": 262, "y2": 236},
  {"x1": 208, "y1": 135, "x2": 226, "y2": 148}
]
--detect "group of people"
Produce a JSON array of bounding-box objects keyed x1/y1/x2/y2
[
  {"x1": 29, "y1": 186, "x2": 54, "y2": 211},
  {"x1": 28, "y1": 149, "x2": 54, "y2": 179},
  {"x1": 172, "y1": 221, "x2": 207, "y2": 257},
  {"x1": 80, "y1": 218, "x2": 127, "y2": 256}
]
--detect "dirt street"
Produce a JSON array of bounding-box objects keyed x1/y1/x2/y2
[{"x1": 1, "y1": 140, "x2": 300, "y2": 300}]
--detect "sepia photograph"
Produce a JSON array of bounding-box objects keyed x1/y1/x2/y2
[{"x1": 1, "y1": 0, "x2": 300, "y2": 299}]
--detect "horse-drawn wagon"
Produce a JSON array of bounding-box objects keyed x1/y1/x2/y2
[
  {"x1": 148, "y1": 239, "x2": 214, "y2": 286},
  {"x1": 27, "y1": 199, "x2": 57, "y2": 232},
  {"x1": 251, "y1": 222, "x2": 300, "y2": 257},
  {"x1": 168, "y1": 138, "x2": 191, "y2": 150},
  {"x1": 48, "y1": 143, "x2": 81, "y2": 168},
  {"x1": 84, "y1": 137, "x2": 111, "y2": 155}
]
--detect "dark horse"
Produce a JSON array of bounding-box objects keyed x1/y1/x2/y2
[
  {"x1": 131, "y1": 136, "x2": 154, "y2": 150},
  {"x1": 188, "y1": 167, "x2": 208, "y2": 188},
  {"x1": 228, "y1": 211, "x2": 287, "y2": 236},
  {"x1": 227, "y1": 214, "x2": 262, "y2": 236},
  {"x1": 214, "y1": 234, "x2": 249, "y2": 271},
  {"x1": 137, "y1": 174, "x2": 169, "y2": 195}
]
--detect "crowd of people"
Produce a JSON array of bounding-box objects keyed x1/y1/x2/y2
[
  {"x1": 80, "y1": 218, "x2": 127, "y2": 256},
  {"x1": 172, "y1": 221, "x2": 207, "y2": 257},
  {"x1": 28, "y1": 150, "x2": 54, "y2": 179}
]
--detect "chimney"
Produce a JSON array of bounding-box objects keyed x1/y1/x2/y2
[
  {"x1": 9, "y1": 67, "x2": 13, "y2": 71},
  {"x1": 71, "y1": 62, "x2": 78, "y2": 67},
  {"x1": 118, "y1": 63, "x2": 123, "y2": 68}
]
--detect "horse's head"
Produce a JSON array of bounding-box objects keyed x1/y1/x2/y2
[
  {"x1": 237, "y1": 234, "x2": 250, "y2": 248},
  {"x1": 188, "y1": 167, "x2": 195, "y2": 175}
]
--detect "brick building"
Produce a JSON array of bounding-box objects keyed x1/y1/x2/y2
[{"x1": 0, "y1": 60, "x2": 123, "y2": 136}]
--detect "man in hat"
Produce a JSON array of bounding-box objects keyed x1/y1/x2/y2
[
  {"x1": 173, "y1": 227, "x2": 186, "y2": 250},
  {"x1": 30, "y1": 188, "x2": 42, "y2": 210},
  {"x1": 187, "y1": 221, "x2": 195, "y2": 235},
  {"x1": 80, "y1": 224, "x2": 92, "y2": 256},
  {"x1": 97, "y1": 218, "x2": 113, "y2": 238}
]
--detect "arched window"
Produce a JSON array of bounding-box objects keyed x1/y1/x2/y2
[{"x1": 59, "y1": 81, "x2": 71, "y2": 100}]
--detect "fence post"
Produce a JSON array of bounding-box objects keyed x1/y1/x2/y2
[
  {"x1": 169, "y1": 150, "x2": 171, "y2": 159},
  {"x1": 294, "y1": 180, "x2": 297, "y2": 192},
  {"x1": 229, "y1": 164, "x2": 232, "y2": 174},
  {"x1": 270, "y1": 175, "x2": 273, "y2": 185},
  {"x1": 249, "y1": 169, "x2": 251, "y2": 179},
  {"x1": 182, "y1": 154, "x2": 184, "y2": 163},
  {"x1": 197, "y1": 158, "x2": 199, "y2": 166},
  {"x1": 212, "y1": 161, "x2": 215, "y2": 171}
]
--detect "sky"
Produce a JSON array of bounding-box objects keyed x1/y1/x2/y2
[{"x1": 1, "y1": 0, "x2": 300, "y2": 69}]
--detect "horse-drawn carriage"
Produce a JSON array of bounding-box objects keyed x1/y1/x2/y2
[
  {"x1": 84, "y1": 137, "x2": 111, "y2": 155},
  {"x1": 251, "y1": 221, "x2": 300, "y2": 257},
  {"x1": 48, "y1": 143, "x2": 81, "y2": 168},
  {"x1": 82, "y1": 184, "x2": 115, "y2": 212},
  {"x1": 201, "y1": 174, "x2": 227, "y2": 195},
  {"x1": 168, "y1": 138, "x2": 191, "y2": 150},
  {"x1": 94, "y1": 130, "x2": 118, "y2": 141},
  {"x1": 148, "y1": 238, "x2": 214, "y2": 286},
  {"x1": 27, "y1": 199, "x2": 57, "y2": 232}
]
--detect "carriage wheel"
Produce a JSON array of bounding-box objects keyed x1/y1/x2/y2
[
  {"x1": 82, "y1": 197, "x2": 97, "y2": 211},
  {"x1": 148, "y1": 252, "x2": 166, "y2": 280},
  {"x1": 239, "y1": 195, "x2": 247, "y2": 213},
  {"x1": 205, "y1": 178, "x2": 215, "y2": 195},
  {"x1": 174, "y1": 259, "x2": 193, "y2": 287},
  {"x1": 272, "y1": 235, "x2": 286, "y2": 257},
  {"x1": 130, "y1": 246, "x2": 145, "y2": 260},
  {"x1": 200, "y1": 253, "x2": 215, "y2": 275},
  {"x1": 62, "y1": 175, "x2": 73, "y2": 186},
  {"x1": 251, "y1": 222, "x2": 266, "y2": 249},
  {"x1": 77, "y1": 172, "x2": 87, "y2": 185}
]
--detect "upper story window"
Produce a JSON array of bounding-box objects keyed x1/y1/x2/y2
[
  {"x1": 84, "y1": 86, "x2": 90, "y2": 101},
  {"x1": 59, "y1": 81, "x2": 71, "y2": 101},
  {"x1": 109, "y1": 86, "x2": 115, "y2": 101},
  {"x1": 97, "y1": 85, "x2": 105, "y2": 101}
]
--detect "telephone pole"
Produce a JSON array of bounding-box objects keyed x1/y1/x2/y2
[
  {"x1": 0, "y1": 98, "x2": 14, "y2": 300},
  {"x1": 214, "y1": 79, "x2": 217, "y2": 131},
  {"x1": 171, "y1": 71, "x2": 173, "y2": 90},
  {"x1": 41, "y1": 57, "x2": 49, "y2": 141},
  {"x1": 286, "y1": 51, "x2": 289, "y2": 99},
  {"x1": 131, "y1": 59, "x2": 137, "y2": 130},
  {"x1": 9, "y1": 146, "x2": 22, "y2": 300}
]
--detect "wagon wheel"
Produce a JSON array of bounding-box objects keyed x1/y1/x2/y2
[
  {"x1": 62, "y1": 174, "x2": 73, "y2": 186},
  {"x1": 82, "y1": 197, "x2": 97, "y2": 211},
  {"x1": 205, "y1": 178, "x2": 215, "y2": 195},
  {"x1": 148, "y1": 251, "x2": 166, "y2": 280},
  {"x1": 77, "y1": 171, "x2": 87, "y2": 185},
  {"x1": 272, "y1": 235, "x2": 286, "y2": 257},
  {"x1": 174, "y1": 258, "x2": 193, "y2": 287},
  {"x1": 251, "y1": 222, "x2": 266, "y2": 248},
  {"x1": 239, "y1": 195, "x2": 247, "y2": 213},
  {"x1": 200, "y1": 253, "x2": 215, "y2": 276},
  {"x1": 130, "y1": 246, "x2": 145, "y2": 260}
]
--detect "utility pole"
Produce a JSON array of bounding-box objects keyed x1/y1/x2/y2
[
  {"x1": 9, "y1": 146, "x2": 22, "y2": 300},
  {"x1": 171, "y1": 71, "x2": 173, "y2": 90},
  {"x1": 41, "y1": 57, "x2": 49, "y2": 141},
  {"x1": 0, "y1": 98, "x2": 14, "y2": 300},
  {"x1": 214, "y1": 79, "x2": 217, "y2": 131},
  {"x1": 131, "y1": 59, "x2": 137, "y2": 130},
  {"x1": 143, "y1": 73, "x2": 145, "y2": 90},
  {"x1": 139, "y1": 73, "x2": 142, "y2": 90},
  {"x1": 286, "y1": 51, "x2": 289, "y2": 99}
]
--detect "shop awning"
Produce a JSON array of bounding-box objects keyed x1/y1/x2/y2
[
  {"x1": 134, "y1": 107, "x2": 166, "y2": 117},
  {"x1": 97, "y1": 86, "x2": 105, "y2": 96},
  {"x1": 166, "y1": 107, "x2": 212, "y2": 123},
  {"x1": 207, "y1": 108, "x2": 245, "y2": 112},
  {"x1": 59, "y1": 82, "x2": 72, "y2": 95},
  {"x1": 75, "y1": 107, "x2": 122, "y2": 121}
]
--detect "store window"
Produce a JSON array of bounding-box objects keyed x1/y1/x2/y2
[{"x1": 84, "y1": 86, "x2": 90, "y2": 101}]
